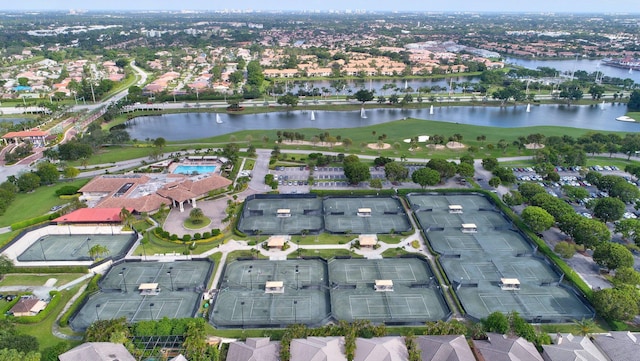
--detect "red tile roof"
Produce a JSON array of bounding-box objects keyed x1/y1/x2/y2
[
  {"x1": 2, "y1": 130, "x2": 48, "y2": 138},
  {"x1": 53, "y1": 208, "x2": 133, "y2": 223}
]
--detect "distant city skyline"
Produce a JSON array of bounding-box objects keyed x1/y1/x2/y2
[{"x1": 2, "y1": 0, "x2": 639, "y2": 13}]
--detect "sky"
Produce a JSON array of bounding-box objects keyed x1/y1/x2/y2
[{"x1": 2, "y1": 0, "x2": 639, "y2": 13}]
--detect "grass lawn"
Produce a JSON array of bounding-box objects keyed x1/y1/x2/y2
[
  {"x1": 377, "y1": 234, "x2": 404, "y2": 244},
  {"x1": 184, "y1": 217, "x2": 211, "y2": 230},
  {"x1": 0, "y1": 179, "x2": 89, "y2": 228},
  {"x1": 0, "y1": 230, "x2": 20, "y2": 248},
  {"x1": 291, "y1": 233, "x2": 353, "y2": 245},
  {"x1": 14, "y1": 282, "x2": 86, "y2": 351},
  {"x1": 380, "y1": 247, "x2": 412, "y2": 257},
  {"x1": 290, "y1": 248, "x2": 359, "y2": 259},
  {"x1": 132, "y1": 231, "x2": 222, "y2": 256},
  {"x1": 242, "y1": 158, "x2": 256, "y2": 171},
  {"x1": 0, "y1": 274, "x2": 85, "y2": 287},
  {"x1": 586, "y1": 156, "x2": 640, "y2": 168},
  {"x1": 627, "y1": 112, "x2": 640, "y2": 121}
]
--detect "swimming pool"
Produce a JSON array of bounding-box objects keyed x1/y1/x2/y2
[{"x1": 173, "y1": 165, "x2": 216, "y2": 174}]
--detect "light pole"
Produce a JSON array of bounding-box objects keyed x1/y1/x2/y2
[
  {"x1": 240, "y1": 301, "x2": 245, "y2": 329},
  {"x1": 149, "y1": 303, "x2": 154, "y2": 320},
  {"x1": 95, "y1": 304, "x2": 101, "y2": 321},
  {"x1": 86, "y1": 237, "x2": 92, "y2": 256},
  {"x1": 119, "y1": 268, "x2": 128, "y2": 293},
  {"x1": 248, "y1": 267, "x2": 252, "y2": 290},
  {"x1": 295, "y1": 266, "x2": 299, "y2": 290},
  {"x1": 293, "y1": 300, "x2": 298, "y2": 324},
  {"x1": 39, "y1": 238, "x2": 47, "y2": 261},
  {"x1": 167, "y1": 267, "x2": 174, "y2": 291}
]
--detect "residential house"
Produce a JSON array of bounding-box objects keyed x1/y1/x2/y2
[
  {"x1": 291, "y1": 337, "x2": 347, "y2": 361},
  {"x1": 542, "y1": 333, "x2": 607, "y2": 361},
  {"x1": 226, "y1": 337, "x2": 279, "y2": 361},
  {"x1": 592, "y1": 332, "x2": 640, "y2": 361},
  {"x1": 9, "y1": 296, "x2": 47, "y2": 317},
  {"x1": 472, "y1": 333, "x2": 544, "y2": 361},
  {"x1": 354, "y1": 337, "x2": 408, "y2": 361},
  {"x1": 416, "y1": 335, "x2": 475, "y2": 361},
  {"x1": 58, "y1": 342, "x2": 136, "y2": 361}
]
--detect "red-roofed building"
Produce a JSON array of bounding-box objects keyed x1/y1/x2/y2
[
  {"x1": 54, "y1": 208, "x2": 134, "y2": 224},
  {"x1": 2, "y1": 129, "x2": 48, "y2": 147}
]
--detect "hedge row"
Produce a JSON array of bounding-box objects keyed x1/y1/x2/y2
[
  {"x1": 13, "y1": 291, "x2": 62, "y2": 324},
  {"x1": 59, "y1": 274, "x2": 101, "y2": 327},
  {"x1": 9, "y1": 266, "x2": 88, "y2": 274},
  {"x1": 10, "y1": 212, "x2": 60, "y2": 230},
  {"x1": 152, "y1": 227, "x2": 223, "y2": 244}
]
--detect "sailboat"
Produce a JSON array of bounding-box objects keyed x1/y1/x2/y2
[
  {"x1": 360, "y1": 107, "x2": 367, "y2": 119},
  {"x1": 601, "y1": 100, "x2": 606, "y2": 110},
  {"x1": 526, "y1": 104, "x2": 531, "y2": 113},
  {"x1": 404, "y1": 80, "x2": 408, "y2": 90},
  {"x1": 429, "y1": 105, "x2": 434, "y2": 115},
  {"x1": 216, "y1": 114, "x2": 222, "y2": 124},
  {"x1": 311, "y1": 111, "x2": 315, "y2": 120},
  {"x1": 630, "y1": 68, "x2": 634, "y2": 74}
]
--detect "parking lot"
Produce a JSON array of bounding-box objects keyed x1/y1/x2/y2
[
  {"x1": 511, "y1": 164, "x2": 640, "y2": 289},
  {"x1": 272, "y1": 165, "x2": 388, "y2": 193}
]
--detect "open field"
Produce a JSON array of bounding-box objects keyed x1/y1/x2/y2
[
  {"x1": 0, "y1": 273, "x2": 85, "y2": 287},
  {"x1": 0, "y1": 179, "x2": 89, "y2": 228}
]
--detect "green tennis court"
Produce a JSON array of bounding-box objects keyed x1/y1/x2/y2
[
  {"x1": 407, "y1": 193, "x2": 594, "y2": 322},
  {"x1": 17, "y1": 234, "x2": 136, "y2": 262},
  {"x1": 69, "y1": 260, "x2": 213, "y2": 331}
]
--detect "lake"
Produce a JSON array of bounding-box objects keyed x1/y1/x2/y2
[{"x1": 126, "y1": 103, "x2": 635, "y2": 141}]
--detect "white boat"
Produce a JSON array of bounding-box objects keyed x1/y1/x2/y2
[
  {"x1": 216, "y1": 114, "x2": 222, "y2": 124},
  {"x1": 526, "y1": 103, "x2": 531, "y2": 113},
  {"x1": 311, "y1": 111, "x2": 315, "y2": 120},
  {"x1": 360, "y1": 107, "x2": 367, "y2": 119},
  {"x1": 616, "y1": 116, "x2": 636, "y2": 122},
  {"x1": 601, "y1": 100, "x2": 606, "y2": 110},
  {"x1": 429, "y1": 105, "x2": 434, "y2": 115}
]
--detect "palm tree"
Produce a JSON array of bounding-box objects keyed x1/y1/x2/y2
[
  {"x1": 89, "y1": 244, "x2": 110, "y2": 260},
  {"x1": 573, "y1": 318, "x2": 596, "y2": 336},
  {"x1": 189, "y1": 208, "x2": 205, "y2": 224},
  {"x1": 119, "y1": 207, "x2": 134, "y2": 228}
]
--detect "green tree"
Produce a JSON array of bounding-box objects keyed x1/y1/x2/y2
[
  {"x1": 521, "y1": 206, "x2": 555, "y2": 233},
  {"x1": 62, "y1": 166, "x2": 80, "y2": 179},
  {"x1": 518, "y1": 182, "x2": 547, "y2": 202},
  {"x1": 572, "y1": 318, "x2": 596, "y2": 337},
  {"x1": 0, "y1": 349, "x2": 40, "y2": 361},
  {"x1": 88, "y1": 244, "x2": 109, "y2": 260},
  {"x1": 562, "y1": 185, "x2": 589, "y2": 202},
  {"x1": 16, "y1": 172, "x2": 41, "y2": 192},
  {"x1": 593, "y1": 197, "x2": 626, "y2": 223},
  {"x1": 84, "y1": 318, "x2": 131, "y2": 342},
  {"x1": 369, "y1": 178, "x2": 383, "y2": 189},
  {"x1": 384, "y1": 162, "x2": 408, "y2": 182},
  {"x1": 153, "y1": 137, "x2": 166, "y2": 149},
  {"x1": 0, "y1": 255, "x2": 14, "y2": 279},
  {"x1": 35, "y1": 162, "x2": 60, "y2": 185},
  {"x1": 481, "y1": 157, "x2": 499, "y2": 171},
  {"x1": 456, "y1": 162, "x2": 475, "y2": 178},
  {"x1": 411, "y1": 168, "x2": 440, "y2": 188},
  {"x1": 183, "y1": 320, "x2": 208, "y2": 361},
  {"x1": 353, "y1": 89, "x2": 375, "y2": 104},
  {"x1": 612, "y1": 267, "x2": 640, "y2": 286},
  {"x1": 427, "y1": 158, "x2": 457, "y2": 179},
  {"x1": 571, "y1": 218, "x2": 610, "y2": 248},
  {"x1": 488, "y1": 177, "x2": 501, "y2": 188},
  {"x1": 554, "y1": 241, "x2": 577, "y2": 258},
  {"x1": 628, "y1": 90, "x2": 640, "y2": 111},
  {"x1": 189, "y1": 208, "x2": 205, "y2": 224},
  {"x1": 277, "y1": 93, "x2": 299, "y2": 108},
  {"x1": 593, "y1": 242, "x2": 634, "y2": 270},
  {"x1": 482, "y1": 312, "x2": 509, "y2": 334},
  {"x1": 41, "y1": 341, "x2": 69, "y2": 361},
  {"x1": 246, "y1": 60, "x2": 264, "y2": 87},
  {"x1": 615, "y1": 218, "x2": 640, "y2": 245},
  {"x1": 610, "y1": 181, "x2": 640, "y2": 203},
  {"x1": 592, "y1": 287, "x2": 639, "y2": 322},
  {"x1": 344, "y1": 161, "x2": 371, "y2": 185}
]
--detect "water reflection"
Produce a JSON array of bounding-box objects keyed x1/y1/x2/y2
[{"x1": 126, "y1": 104, "x2": 635, "y2": 141}]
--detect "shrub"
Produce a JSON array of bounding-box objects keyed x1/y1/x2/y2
[
  {"x1": 170, "y1": 234, "x2": 178, "y2": 241},
  {"x1": 10, "y1": 212, "x2": 60, "y2": 230},
  {"x1": 211, "y1": 229, "x2": 221, "y2": 236},
  {"x1": 554, "y1": 241, "x2": 577, "y2": 258},
  {"x1": 182, "y1": 234, "x2": 192, "y2": 242},
  {"x1": 193, "y1": 233, "x2": 201, "y2": 240},
  {"x1": 202, "y1": 231, "x2": 211, "y2": 239},
  {"x1": 55, "y1": 185, "x2": 80, "y2": 196}
]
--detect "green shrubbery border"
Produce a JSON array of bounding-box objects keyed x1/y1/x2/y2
[
  {"x1": 58, "y1": 274, "x2": 101, "y2": 327},
  {"x1": 10, "y1": 212, "x2": 60, "y2": 230}
]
